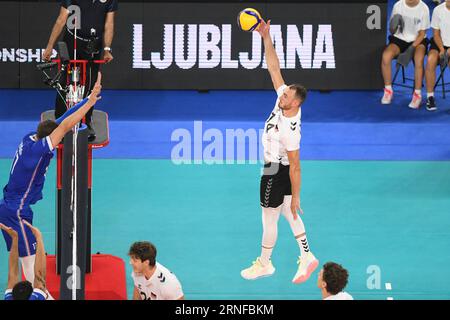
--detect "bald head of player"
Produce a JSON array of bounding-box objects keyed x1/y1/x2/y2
[
  {"x1": 128, "y1": 241, "x2": 157, "y2": 274},
  {"x1": 278, "y1": 84, "x2": 307, "y2": 113},
  {"x1": 36, "y1": 120, "x2": 59, "y2": 140}
]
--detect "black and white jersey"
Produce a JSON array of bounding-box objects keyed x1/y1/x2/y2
[
  {"x1": 262, "y1": 84, "x2": 301, "y2": 166},
  {"x1": 132, "y1": 262, "x2": 183, "y2": 300}
]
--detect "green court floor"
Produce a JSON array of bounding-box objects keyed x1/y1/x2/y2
[{"x1": 1, "y1": 159, "x2": 450, "y2": 300}]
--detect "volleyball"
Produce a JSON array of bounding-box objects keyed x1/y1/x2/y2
[{"x1": 237, "y1": 8, "x2": 262, "y2": 32}]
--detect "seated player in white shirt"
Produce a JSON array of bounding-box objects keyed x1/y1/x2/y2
[
  {"x1": 425, "y1": 0, "x2": 450, "y2": 111},
  {"x1": 317, "y1": 262, "x2": 353, "y2": 300},
  {"x1": 381, "y1": 0, "x2": 430, "y2": 109},
  {"x1": 129, "y1": 241, "x2": 184, "y2": 300}
]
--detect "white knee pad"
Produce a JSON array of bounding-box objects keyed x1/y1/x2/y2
[
  {"x1": 20, "y1": 255, "x2": 36, "y2": 284},
  {"x1": 261, "y1": 205, "x2": 282, "y2": 247}
]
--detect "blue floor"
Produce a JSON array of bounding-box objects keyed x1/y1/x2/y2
[{"x1": 0, "y1": 87, "x2": 449, "y2": 161}]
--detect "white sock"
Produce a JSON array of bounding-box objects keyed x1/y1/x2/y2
[
  {"x1": 281, "y1": 196, "x2": 310, "y2": 256},
  {"x1": 427, "y1": 92, "x2": 434, "y2": 98},
  {"x1": 20, "y1": 255, "x2": 36, "y2": 284},
  {"x1": 415, "y1": 89, "x2": 421, "y2": 96},
  {"x1": 260, "y1": 206, "x2": 281, "y2": 266},
  {"x1": 385, "y1": 85, "x2": 393, "y2": 91},
  {"x1": 296, "y1": 234, "x2": 310, "y2": 256}
]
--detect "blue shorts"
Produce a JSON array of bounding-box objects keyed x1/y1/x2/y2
[{"x1": 0, "y1": 202, "x2": 36, "y2": 257}]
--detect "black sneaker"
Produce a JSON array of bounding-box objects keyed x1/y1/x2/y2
[
  {"x1": 426, "y1": 96, "x2": 437, "y2": 111},
  {"x1": 86, "y1": 122, "x2": 96, "y2": 142}
]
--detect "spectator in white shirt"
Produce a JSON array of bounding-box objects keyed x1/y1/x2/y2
[{"x1": 381, "y1": 0, "x2": 430, "y2": 109}]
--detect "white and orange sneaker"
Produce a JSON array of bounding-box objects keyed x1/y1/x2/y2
[
  {"x1": 381, "y1": 88, "x2": 394, "y2": 104},
  {"x1": 292, "y1": 252, "x2": 319, "y2": 284},
  {"x1": 408, "y1": 92, "x2": 422, "y2": 109},
  {"x1": 241, "y1": 257, "x2": 275, "y2": 280}
]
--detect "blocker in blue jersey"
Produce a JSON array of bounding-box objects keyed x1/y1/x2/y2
[{"x1": 0, "y1": 73, "x2": 103, "y2": 284}]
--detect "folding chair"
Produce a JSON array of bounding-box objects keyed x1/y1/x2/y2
[{"x1": 434, "y1": 58, "x2": 449, "y2": 99}]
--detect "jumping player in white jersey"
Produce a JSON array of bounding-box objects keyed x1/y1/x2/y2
[
  {"x1": 129, "y1": 241, "x2": 184, "y2": 300},
  {"x1": 241, "y1": 19, "x2": 319, "y2": 284}
]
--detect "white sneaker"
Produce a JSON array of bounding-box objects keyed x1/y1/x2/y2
[
  {"x1": 408, "y1": 92, "x2": 422, "y2": 109},
  {"x1": 241, "y1": 257, "x2": 275, "y2": 280},
  {"x1": 381, "y1": 88, "x2": 394, "y2": 104},
  {"x1": 292, "y1": 252, "x2": 319, "y2": 284}
]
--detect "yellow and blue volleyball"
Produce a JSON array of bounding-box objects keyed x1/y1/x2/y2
[{"x1": 237, "y1": 8, "x2": 262, "y2": 32}]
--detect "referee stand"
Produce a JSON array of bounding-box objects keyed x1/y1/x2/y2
[{"x1": 38, "y1": 55, "x2": 126, "y2": 300}]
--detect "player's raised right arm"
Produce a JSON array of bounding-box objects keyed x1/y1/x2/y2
[
  {"x1": 257, "y1": 19, "x2": 285, "y2": 91},
  {"x1": 49, "y1": 72, "x2": 102, "y2": 147}
]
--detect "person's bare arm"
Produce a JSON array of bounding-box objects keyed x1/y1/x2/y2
[
  {"x1": 103, "y1": 12, "x2": 115, "y2": 63},
  {"x1": 433, "y1": 29, "x2": 446, "y2": 56},
  {"x1": 49, "y1": 72, "x2": 102, "y2": 147},
  {"x1": 287, "y1": 149, "x2": 302, "y2": 219},
  {"x1": 43, "y1": 7, "x2": 70, "y2": 61},
  {"x1": 257, "y1": 19, "x2": 284, "y2": 91},
  {"x1": 133, "y1": 286, "x2": 142, "y2": 300},
  {"x1": 0, "y1": 224, "x2": 19, "y2": 290},
  {"x1": 412, "y1": 30, "x2": 426, "y2": 48}
]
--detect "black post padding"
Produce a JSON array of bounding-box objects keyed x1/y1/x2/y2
[
  {"x1": 59, "y1": 131, "x2": 74, "y2": 300},
  {"x1": 86, "y1": 189, "x2": 92, "y2": 273},
  {"x1": 59, "y1": 128, "x2": 89, "y2": 300},
  {"x1": 56, "y1": 189, "x2": 62, "y2": 275},
  {"x1": 76, "y1": 128, "x2": 89, "y2": 295}
]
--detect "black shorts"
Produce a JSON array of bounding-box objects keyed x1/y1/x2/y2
[
  {"x1": 429, "y1": 37, "x2": 450, "y2": 53},
  {"x1": 388, "y1": 35, "x2": 429, "y2": 53},
  {"x1": 260, "y1": 163, "x2": 291, "y2": 208}
]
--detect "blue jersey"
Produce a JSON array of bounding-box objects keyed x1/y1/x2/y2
[
  {"x1": 4, "y1": 288, "x2": 46, "y2": 300},
  {"x1": 2, "y1": 132, "x2": 54, "y2": 212}
]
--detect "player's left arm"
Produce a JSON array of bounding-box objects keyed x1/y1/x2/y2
[
  {"x1": 287, "y1": 149, "x2": 302, "y2": 220},
  {"x1": 0, "y1": 224, "x2": 19, "y2": 290}
]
